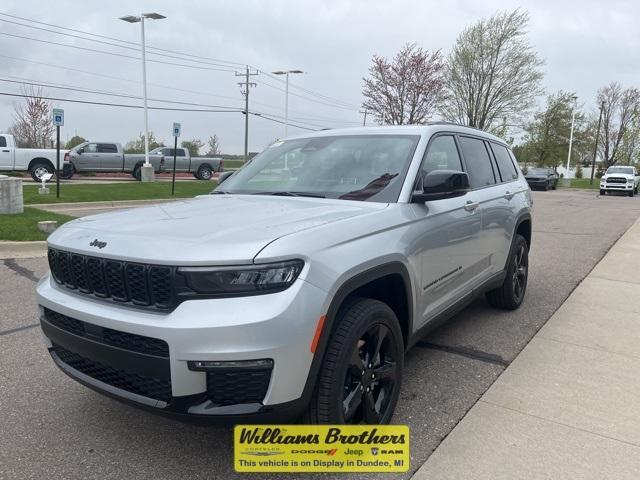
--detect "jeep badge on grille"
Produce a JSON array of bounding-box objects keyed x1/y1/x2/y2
[{"x1": 89, "y1": 239, "x2": 107, "y2": 249}]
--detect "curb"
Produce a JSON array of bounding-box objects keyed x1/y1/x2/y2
[
  {"x1": 28, "y1": 198, "x2": 180, "y2": 211},
  {"x1": 0, "y1": 241, "x2": 47, "y2": 259}
]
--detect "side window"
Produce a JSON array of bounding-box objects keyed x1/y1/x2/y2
[
  {"x1": 420, "y1": 135, "x2": 462, "y2": 174},
  {"x1": 177, "y1": 149, "x2": 187, "y2": 157},
  {"x1": 490, "y1": 143, "x2": 519, "y2": 181},
  {"x1": 459, "y1": 136, "x2": 496, "y2": 189},
  {"x1": 84, "y1": 143, "x2": 98, "y2": 153},
  {"x1": 0, "y1": 136, "x2": 6, "y2": 148},
  {"x1": 97, "y1": 143, "x2": 118, "y2": 153}
]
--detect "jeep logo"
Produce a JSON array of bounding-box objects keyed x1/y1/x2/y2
[{"x1": 89, "y1": 239, "x2": 107, "y2": 249}]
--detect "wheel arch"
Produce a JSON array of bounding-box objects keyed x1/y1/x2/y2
[{"x1": 28, "y1": 157, "x2": 55, "y2": 172}]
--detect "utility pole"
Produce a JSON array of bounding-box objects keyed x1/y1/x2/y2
[
  {"x1": 590, "y1": 101, "x2": 605, "y2": 186},
  {"x1": 565, "y1": 95, "x2": 578, "y2": 180},
  {"x1": 236, "y1": 66, "x2": 258, "y2": 162},
  {"x1": 360, "y1": 108, "x2": 368, "y2": 126}
]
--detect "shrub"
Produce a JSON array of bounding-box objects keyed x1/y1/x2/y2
[{"x1": 575, "y1": 163, "x2": 583, "y2": 179}]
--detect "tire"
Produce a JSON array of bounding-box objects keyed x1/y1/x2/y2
[
  {"x1": 543, "y1": 182, "x2": 549, "y2": 191},
  {"x1": 629, "y1": 190, "x2": 634, "y2": 197},
  {"x1": 29, "y1": 161, "x2": 54, "y2": 182},
  {"x1": 305, "y1": 298, "x2": 404, "y2": 425},
  {"x1": 196, "y1": 165, "x2": 212, "y2": 181},
  {"x1": 600, "y1": 189, "x2": 606, "y2": 196},
  {"x1": 133, "y1": 165, "x2": 142, "y2": 181},
  {"x1": 486, "y1": 234, "x2": 529, "y2": 310}
]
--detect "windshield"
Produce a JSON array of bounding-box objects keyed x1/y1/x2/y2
[
  {"x1": 606, "y1": 166, "x2": 634, "y2": 174},
  {"x1": 216, "y1": 134, "x2": 420, "y2": 202},
  {"x1": 528, "y1": 168, "x2": 551, "y2": 175}
]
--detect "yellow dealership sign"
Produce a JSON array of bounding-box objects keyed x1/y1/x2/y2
[{"x1": 234, "y1": 425, "x2": 410, "y2": 473}]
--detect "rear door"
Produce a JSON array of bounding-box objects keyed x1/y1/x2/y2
[
  {"x1": 0, "y1": 135, "x2": 12, "y2": 169},
  {"x1": 412, "y1": 134, "x2": 484, "y2": 325},
  {"x1": 97, "y1": 143, "x2": 122, "y2": 170}
]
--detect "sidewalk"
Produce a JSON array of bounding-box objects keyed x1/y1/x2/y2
[
  {"x1": 414, "y1": 217, "x2": 640, "y2": 479},
  {"x1": 32, "y1": 198, "x2": 181, "y2": 218}
]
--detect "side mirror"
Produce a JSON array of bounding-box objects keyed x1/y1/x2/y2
[
  {"x1": 411, "y1": 170, "x2": 470, "y2": 203},
  {"x1": 77, "y1": 149, "x2": 83, "y2": 155},
  {"x1": 217, "y1": 171, "x2": 233, "y2": 185}
]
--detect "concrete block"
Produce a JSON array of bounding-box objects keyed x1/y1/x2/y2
[
  {"x1": 140, "y1": 164, "x2": 155, "y2": 182},
  {"x1": 37, "y1": 221, "x2": 57, "y2": 234},
  {"x1": 38, "y1": 187, "x2": 50, "y2": 195},
  {"x1": 0, "y1": 175, "x2": 24, "y2": 214}
]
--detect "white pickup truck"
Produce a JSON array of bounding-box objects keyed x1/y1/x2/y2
[
  {"x1": 0, "y1": 133, "x2": 70, "y2": 182},
  {"x1": 600, "y1": 165, "x2": 640, "y2": 197}
]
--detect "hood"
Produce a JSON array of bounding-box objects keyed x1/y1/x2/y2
[{"x1": 48, "y1": 195, "x2": 387, "y2": 265}]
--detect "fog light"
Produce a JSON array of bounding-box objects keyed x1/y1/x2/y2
[{"x1": 188, "y1": 359, "x2": 273, "y2": 371}]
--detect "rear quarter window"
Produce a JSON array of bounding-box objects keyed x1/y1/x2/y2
[{"x1": 490, "y1": 143, "x2": 519, "y2": 181}]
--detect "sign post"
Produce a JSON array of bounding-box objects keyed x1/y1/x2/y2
[
  {"x1": 171, "y1": 122, "x2": 181, "y2": 195},
  {"x1": 52, "y1": 108, "x2": 64, "y2": 198}
]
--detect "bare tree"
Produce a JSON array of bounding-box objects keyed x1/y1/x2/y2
[
  {"x1": 441, "y1": 10, "x2": 544, "y2": 131},
  {"x1": 362, "y1": 43, "x2": 445, "y2": 125},
  {"x1": 8, "y1": 86, "x2": 55, "y2": 148},
  {"x1": 597, "y1": 82, "x2": 640, "y2": 166},
  {"x1": 206, "y1": 134, "x2": 222, "y2": 156}
]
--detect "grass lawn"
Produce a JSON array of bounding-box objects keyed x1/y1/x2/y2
[
  {"x1": 0, "y1": 207, "x2": 75, "y2": 241},
  {"x1": 223, "y1": 159, "x2": 245, "y2": 169},
  {"x1": 23, "y1": 181, "x2": 217, "y2": 205},
  {"x1": 558, "y1": 178, "x2": 600, "y2": 189}
]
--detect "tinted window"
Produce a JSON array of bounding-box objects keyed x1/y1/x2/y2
[
  {"x1": 420, "y1": 135, "x2": 462, "y2": 174},
  {"x1": 491, "y1": 144, "x2": 518, "y2": 181},
  {"x1": 459, "y1": 137, "x2": 496, "y2": 189},
  {"x1": 97, "y1": 143, "x2": 118, "y2": 153},
  {"x1": 0, "y1": 136, "x2": 6, "y2": 148},
  {"x1": 177, "y1": 149, "x2": 187, "y2": 157}
]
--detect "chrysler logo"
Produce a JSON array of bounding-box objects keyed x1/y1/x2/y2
[{"x1": 89, "y1": 239, "x2": 107, "y2": 249}]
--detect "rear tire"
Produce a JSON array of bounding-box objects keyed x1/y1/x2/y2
[
  {"x1": 486, "y1": 234, "x2": 529, "y2": 310},
  {"x1": 304, "y1": 298, "x2": 403, "y2": 425},
  {"x1": 196, "y1": 165, "x2": 212, "y2": 181},
  {"x1": 133, "y1": 166, "x2": 142, "y2": 181},
  {"x1": 29, "y1": 161, "x2": 54, "y2": 182}
]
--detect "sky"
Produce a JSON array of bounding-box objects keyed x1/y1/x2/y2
[{"x1": 0, "y1": 0, "x2": 638, "y2": 154}]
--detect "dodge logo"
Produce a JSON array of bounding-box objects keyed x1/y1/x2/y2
[{"x1": 89, "y1": 239, "x2": 107, "y2": 249}]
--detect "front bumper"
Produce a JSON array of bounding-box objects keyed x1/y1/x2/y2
[
  {"x1": 37, "y1": 273, "x2": 327, "y2": 422},
  {"x1": 525, "y1": 178, "x2": 549, "y2": 188},
  {"x1": 600, "y1": 182, "x2": 634, "y2": 190}
]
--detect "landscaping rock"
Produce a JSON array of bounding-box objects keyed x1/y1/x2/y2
[{"x1": 0, "y1": 175, "x2": 24, "y2": 214}]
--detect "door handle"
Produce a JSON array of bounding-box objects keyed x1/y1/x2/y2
[
  {"x1": 504, "y1": 191, "x2": 515, "y2": 200},
  {"x1": 2, "y1": 149, "x2": 9, "y2": 152},
  {"x1": 464, "y1": 201, "x2": 480, "y2": 212}
]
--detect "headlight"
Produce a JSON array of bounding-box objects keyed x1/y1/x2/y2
[
  {"x1": 628, "y1": 178, "x2": 634, "y2": 183},
  {"x1": 175, "y1": 260, "x2": 304, "y2": 298}
]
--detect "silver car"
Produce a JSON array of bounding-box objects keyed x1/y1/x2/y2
[{"x1": 37, "y1": 124, "x2": 532, "y2": 424}]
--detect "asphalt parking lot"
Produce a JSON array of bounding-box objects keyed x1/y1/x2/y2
[{"x1": 2, "y1": 189, "x2": 640, "y2": 480}]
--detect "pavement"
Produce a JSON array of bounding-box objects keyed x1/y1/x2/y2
[
  {"x1": 1, "y1": 189, "x2": 640, "y2": 479},
  {"x1": 32, "y1": 198, "x2": 182, "y2": 218}
]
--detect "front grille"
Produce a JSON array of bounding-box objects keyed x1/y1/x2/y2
[
  {"x1": 48, "y1": 248, "x2": 175, "y2": 309},
  {"x1": 44, "y1": 308, "x2": 169, "y2": 358},
  {"x1": 607, "y1": 177, "x2": 627, "y2": 184},
  {"x1": 206, "y1": 369, "x2": 271, "y2": 406},
  {"x1": 52, "y1": 343, "x2": 172, "y2": 402}
]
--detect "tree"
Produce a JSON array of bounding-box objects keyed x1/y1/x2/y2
[
  {"x1": 124, "y1": 132, "x2": 164, "y2": 153},
  {"x1": 66, "y1": 136, "x2": 86, "y2": 149},
  {"x1": 522, "y1": 91, "x2": 583, "y2": 168},
  {"x1": 8, "y1": 86, "x2": 55, "y2": 148},
  {"x1": 441, "y1": 10, "x2": 544, "y2": 131},
  {"x1": 362, "y1": 43, "x2": 445, "y2": 125},
  {"x1": 181, "y1": 138, "x2": 204, "y2": 157},
  {"x1": 597, "y1": 82, "x2": 640, "y2": 167},
  {"x1": 206, "y1": 134, "x2": 221, "y2": 156}
]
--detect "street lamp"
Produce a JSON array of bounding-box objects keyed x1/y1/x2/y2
[
  {"x1": 271, "y1": 70, "x2": 304, "y2": 138},
  {"x1": 565, "y1": 95, "x2": 578, "y2": 181},
  {"x1": 120, "y1": 12, "x2": 166, "y2": 182}
]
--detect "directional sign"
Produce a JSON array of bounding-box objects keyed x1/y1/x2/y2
[
  {"x1": 52, "y1": 108, "x2": 64, "y2": 126},
  {"x1": 172, "y1": 122, "x2": 181, "y2": 137}
]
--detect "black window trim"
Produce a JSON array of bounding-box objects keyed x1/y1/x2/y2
[{"x1": 487, "y1": 141, "x2": 519, "y2": 185}]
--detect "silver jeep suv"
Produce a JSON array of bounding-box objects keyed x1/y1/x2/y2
[{"x1": 37, "y1": 124, "x2": 532, "y2": 424}]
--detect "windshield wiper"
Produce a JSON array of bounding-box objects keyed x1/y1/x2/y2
[{"x1": 253, "y1": 191, "x2": 326, "y2": 198}]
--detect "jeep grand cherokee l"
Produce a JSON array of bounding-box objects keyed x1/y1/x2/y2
[{"x1": 38, "y1": 124, "x2": 532, "y2": 424}]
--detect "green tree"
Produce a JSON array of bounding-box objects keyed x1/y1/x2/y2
[
  {"x1": 123, "y1": 131, "x2": 164, "y2": 153},
  {"x1": 65, "y1": 135, "x2": 86, "y2": 149},
  {"x1": 441, "y1": 10, "x2": 544, "y2": 131},
  {"x1": 181, "y1": 138, "x2": 204, "y2": 157}
]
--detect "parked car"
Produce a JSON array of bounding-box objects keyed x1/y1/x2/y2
[
  {"x1": 64, "y1": 142, "x2": 164, "y2": 180},
  {"x1": 524, "y1": 167, "x2": 558, "y2": 190},
  {"x1": 599, "y1": 165, "x2": 640, "y2": 197},
  {"x1": 0, "y1": 133, "x2": 71, "y2": 182},
  {"x1": 148, "y1": 146, "x2": 223, "y2": 180},
  {"x1": 38, "y1": 124, "x2": 532, "y2": 425}
]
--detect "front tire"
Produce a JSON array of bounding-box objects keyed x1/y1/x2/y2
[
  {"x1": 29, "y1": 161, "x2": 54, "y2": 182},
  {"x1": 305, "y1": 298, "x2": 403, "y2": 424},
  {"x1": 600, "y1": 189, "x2": 606, "y2": 195},
  {"x1": 629, "y1": 189, "x2": 634, "y2": 197},
  {"x1": 486, "y1": 234, "x2": 529, "y2": 310}
]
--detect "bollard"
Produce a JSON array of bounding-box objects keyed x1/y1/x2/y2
[{"x1": 0, "y1": 175, "x2": 24, "y2": 214}]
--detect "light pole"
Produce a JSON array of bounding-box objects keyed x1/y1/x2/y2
[
  {"x1": 120, "y1": 12, "x2": 166, "y2": 182},
  {"x1": 565, "y1": 95, "x2": 578, "y2": 180},
  {"x1": 272, "y1": 70, "x2": 303, "y2": 171}
]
